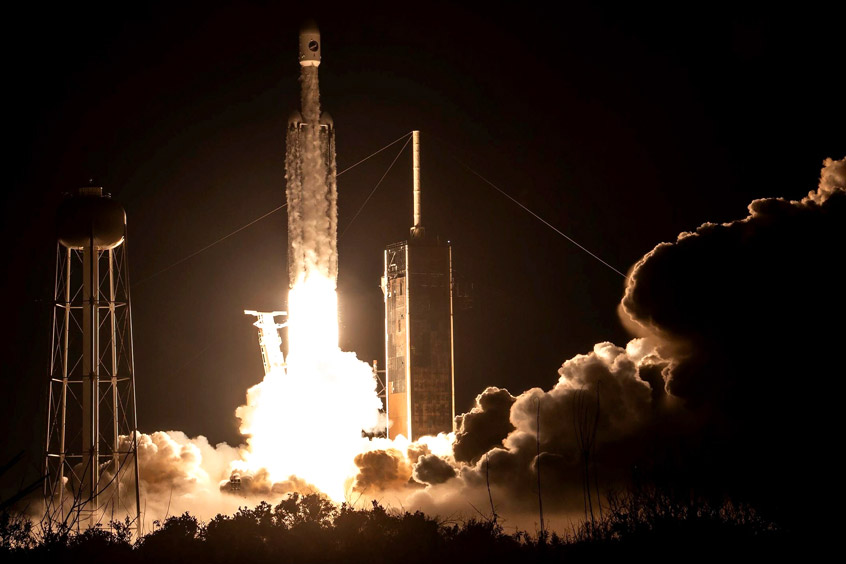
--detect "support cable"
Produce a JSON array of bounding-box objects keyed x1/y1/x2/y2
[
  {"x1": 134, "y1": 130, "x2": 624, "y2": 284},
  {"x1": 337, "y1": 131, "x2": 412, "y2": 176},
  {"x1": 438, "y1": 141, "x2": 626, "y2": 278},
  {"x1": 340, "y1": 134, "x2": 412, "y2": 238},
  {"x1": 134, "y1": 204, "x2": 287, "y2": 286},
  {"x1": 134, "y1": 132, "x2": 412, "y2": 286}
]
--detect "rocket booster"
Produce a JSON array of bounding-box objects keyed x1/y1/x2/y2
[
  {"x1": 299, "y1": 20, "x2": 321, "y2": 67},
  {"x1": 287, "y1": 19, "x2": 338, "y2": 287}
]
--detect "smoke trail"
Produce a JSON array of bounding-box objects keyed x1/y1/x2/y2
[{"x1": 286, "y1": 65, "x2": 338, "y2": 287}]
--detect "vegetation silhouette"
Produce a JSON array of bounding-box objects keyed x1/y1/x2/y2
[{"x1": 2, "y1": 486, "x2": 789, "y2": 563}]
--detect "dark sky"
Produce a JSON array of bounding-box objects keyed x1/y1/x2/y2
[{"x1": 2, "y1": 2, "x2": 843, "y2": 488}]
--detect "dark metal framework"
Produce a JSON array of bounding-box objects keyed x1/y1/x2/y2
[{"x1": 44, "y1": 238, "x2": 141, "y2": 532}]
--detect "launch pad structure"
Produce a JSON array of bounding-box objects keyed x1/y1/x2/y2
[
  {"x1": 383, "y1": 131, "x2": 456, "y2": 441},
  {"x1": 244, "y1": 310, "x2": 287, "y2": 375},
  {"x1": 43, "y1": 186, "x2": 141, "y2": 532}
]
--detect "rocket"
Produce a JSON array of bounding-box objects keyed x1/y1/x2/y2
[
  {"x1": 299, "y1": 20, "x2": 321, "y2": 67},
  {"x1": 287, "y1": 19, "x2": 338, "y2": 287}
]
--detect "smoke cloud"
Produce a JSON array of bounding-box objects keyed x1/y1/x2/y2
[
  {"x1": 352, "y1": 449, "x2": 414, "y2": 493},
  {"x1": 615, "y1": 156, "x2": 846, "y2": 529},
  {"x1": 805, "y1": 156, "x2": 846, "y2": 204},
  {"x1": 429, "y1": 340, "x2": 668, "y2": 517},
  {"x1": 133, "y1": 431, "x2": 238, "y2": 496},
  {"x1": 345, "y1": 156, "x2": 845, "y2": 533},
  {"x1": 453, "y1": 387, "x2": 516, "y2": 464},
  {"x1": 412, "y1": 454, "x2": 456, "y2": 486}
]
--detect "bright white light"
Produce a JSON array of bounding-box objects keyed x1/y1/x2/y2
[
  {"x1": 235, "y1": 274, "x2": 383, "y2": 501},
  {"x1": 286, "y1": 275, "x2": 338, "y2": 354}
]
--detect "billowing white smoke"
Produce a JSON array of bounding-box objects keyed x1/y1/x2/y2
[
  {"x1": 805, "y1": 156, "x2": 846, "y2": 204},
  {"x1": 134, "y1": 431, "x2": 239, "y2": 497},
  {"x1": 346, "y1": 339, "x2": 669, "y2": 529},
  {"x1": 119, "y1": 431, "x2": 245, "y2": 529}
]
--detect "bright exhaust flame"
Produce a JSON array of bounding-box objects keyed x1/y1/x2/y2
[
  {"x1": 287, "y1": 275, "x2": 338, "y2": 353},
  {"x1": 235, "y1": 275, "x2": 383, "y2": 501}
]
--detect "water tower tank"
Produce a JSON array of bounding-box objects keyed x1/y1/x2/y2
[{"x1": 56, "y1": 186, "x2": 126, "y2": 250}]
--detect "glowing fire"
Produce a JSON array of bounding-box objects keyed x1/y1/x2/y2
[
  {"x1": 234, "y1": 274, "x2": 383, "y2": 500},
  {"x1": 286, "y1": 275, "x2": 339, "y2": 353}
]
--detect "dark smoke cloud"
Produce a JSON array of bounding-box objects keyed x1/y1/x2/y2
[
  {"x1": 622, "y1": 156, "x2": 845, "y2": 415},
  {"x1": 619, "y1": 156, "x2": 846, "y2": 528},
  {"x1": 453, "y1": 340, "x2": 668, "y2": 513},
  {"x1": 453, "y1": 387, "x2": 516, "y2": 464},
  {"x1": 412, "y1": 454, "x2": 456, "y2": 486},
  {"x1": 400, "y1": 157, "x2": 845, "y2": 532}
]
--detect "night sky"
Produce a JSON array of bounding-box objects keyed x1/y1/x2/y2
[{"x1": 2, "y1": 2, "x2": 843, "y2": 499}]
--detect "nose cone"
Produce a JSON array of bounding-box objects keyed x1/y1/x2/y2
[{"x1": 299, "y1": 20, "x2": 320, "y2": 67}]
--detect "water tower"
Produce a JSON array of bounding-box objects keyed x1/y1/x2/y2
[{"x1": 43, "y1": 186, "x2": 141, "y2": 531}]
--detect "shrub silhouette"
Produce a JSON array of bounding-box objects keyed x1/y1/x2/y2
[
  {"x1": 138, "y1": 512, "x2": 203, "y2": 562},
  {"x1": 2, "y1": 484, "x2": 788, "y2": 563}
]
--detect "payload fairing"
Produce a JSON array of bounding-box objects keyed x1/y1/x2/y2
[{"x1": 299, "y1": 20, "x2": 321, "y2": 67}]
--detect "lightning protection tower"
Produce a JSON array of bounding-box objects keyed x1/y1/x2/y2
[
  {"x1": 383, "y1": 131, "x2": 455, "y2": 440},
  {"x1": 44, "y1": 186, "x2": 141, "y2": 532}
]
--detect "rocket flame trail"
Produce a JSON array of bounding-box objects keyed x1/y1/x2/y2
[{"x1": 233, "y1": 38, "x2": 382, "y2": 501}]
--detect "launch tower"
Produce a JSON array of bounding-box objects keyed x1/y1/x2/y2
[
  {"x1": 383, "y1": 131, "x2": 455, "y2": 440},
  {"x1": 43, "y1": 186, "x2": 141, "y2": 531}
]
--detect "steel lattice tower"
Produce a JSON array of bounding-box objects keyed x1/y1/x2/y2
[
  {"x1": 44, "y1": 186, "x2": 141, "y2": 532},
  {"x1": 383, "y1": 131, "x2": 456, "y2": 441}
]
